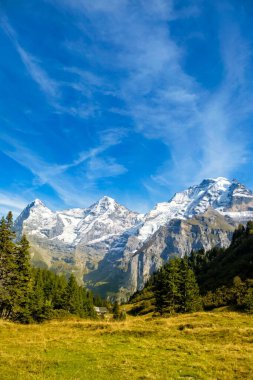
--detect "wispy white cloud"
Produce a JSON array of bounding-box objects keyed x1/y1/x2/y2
[
  {"x1": 0, "y1": 15, "x2": 106, "y2": 119},
  {"x1": 0, "y1": 128, "x2": 127, "y2": 207},
  {"x1": 0, "y1": 15, "x2": 59, "y2": 99}
]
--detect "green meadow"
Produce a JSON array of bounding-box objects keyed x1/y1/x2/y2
[{"x1": 0, "y1": 310, "x2": 252, "y2": 380}]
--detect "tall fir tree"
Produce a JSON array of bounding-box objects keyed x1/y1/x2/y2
[
  {"x1": 0, "y1": 213, "x2": 17, "y2": 318},
  {"x1": 154, "y1": 257, "x2": 202, "y2": 315},
  {"x1": 154, "y1": 258, "x2": 182, "y2": 314},
  {"x1": 179, "y1": 258, "x2": 202, "y2": 312},
  {"x1": 65, "y1": 274, "x2": 84, "y2": 316}
]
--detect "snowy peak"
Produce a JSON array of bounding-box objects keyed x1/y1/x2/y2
[
  {"x1": 31, "y1": 198, "x2": 45, "y2": 207},
  {"x1": 15, "y1": 196, "x2": 144, "y2": 246},
  {"x1": 199, "y1": 176, "x2": 231, "y2": 187},
  {"x1": 137, "y1": 177, "x2": 253, "y2": 243},
  {"x1": 89, "y1": 196, "x2": 118, "y2": 215},
  {"x1": 19, "y1": 198, "x2": 47, "y2": 213},
  {"x1": 99, "y1": 195, "x2": 116, "y2": 204},
  {"x1": 169, "y1": 177, "x2": 253, "y2": 215},
  {"x1": 14, "y1": 198, "x2": 56, "y2": 239}
]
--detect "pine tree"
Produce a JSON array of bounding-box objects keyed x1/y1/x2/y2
[
  {"x1": 82, "y1": 287, "x2": 96, "y2": 317},
  {"x1": 167, "y1": 258, "x2": 182, "y2": 313},
  {"x1": 179, "y1": 258, "x2": 202, "y2": 312},
  {"x1": 113, "y1": 301, "x2": 120, "y2": 319},
  {"x1": 0, "y1": 213, "x2": 17, "y2": 319},
  {"x1": 153, "y1": 266, "x2": 169, "y2": 314},
  {"x1": 154, "y1": 258, "x2": 202, "y2": 315},
  {"x1": 52, "y1": 274, "x2": 68, "y2": 310},
  {"x1": 65, "y1": 274, "x2": 83, "y2": 316},
  {"x1": 154, "y1": 258, "x2": 182, "y2": 314},
  {"x1": 30, "y1": 269, "x2": 46, "y2": 321},
  {"x1": 246, "y1": 221, "x2": 253, "y2": 235},
  {"x1": 11, "y1": 235, "x2": 32, "y2": 321}
]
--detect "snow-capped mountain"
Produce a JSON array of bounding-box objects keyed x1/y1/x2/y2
[
  {"x1": 14, "y1": 177, "x2": 253, "y2": 298},
  {"x1": 15, "y1": 196, "x2": 143, "y2": 246},
  {"x1": 137, "y1": 177, "x2": 253, "y2": 243},
  {"x1": 14, "y1": 196, "x2": 143, "y2": 284}
]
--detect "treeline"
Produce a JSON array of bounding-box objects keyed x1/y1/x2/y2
[
  {"x1": 0, "y1": 212, "x2": 99, "y2": 323},
  {"x1": 130, "y1": 222, "x2": 253, "y2": 315},
  {"x1": 26, "y1": 269, "x2": 96, "y2": 322}
]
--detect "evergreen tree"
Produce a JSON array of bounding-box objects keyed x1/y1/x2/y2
[
  {"x1": 29, "y1": 269, "x2": 47, "y2": 321},
  {"x1": 154, "y1": 258, "x2": 201, "y2": 315},
  {"x1": 154, "y1": 258, "x2": 182, "y2": 314},
  {"x1": 82, "y1": 288, "x2": 96, "y2": 317},
  {"x1": 246, "y1": 221, "x2": 253, "y2": 235},
  {"x1": 112, "y1": 301, "x2": 126, "y2": 320},
  {"x1": 0, "y1": 214, "x2": 17, "y2": 319},
  {"x1": 65, "y1": 274, "x2": 84, "y2": 316},
  {"x1": 179, "y1": 259, "x2": 202, "y2": 312},
  {"x1": 113, "y1": 301, "x2": 120, "y2": 319},
  {"x1": 232, "y1": 224, "x2": 245, "y2": 244},
  {"x1": 52, "y1": 274, "x2": 68, "y2": 310},
  {"x1": 11, "y1": 235, "x2": 32, "y2": 321}
]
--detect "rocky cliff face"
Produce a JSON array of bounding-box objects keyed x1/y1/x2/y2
[{"x1": 14, "y1": 177, "x2": 253, "y2": 298}]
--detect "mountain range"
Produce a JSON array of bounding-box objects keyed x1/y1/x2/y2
[{"x1": 14, "y1": 177, "x2": 253, "y2": 300}]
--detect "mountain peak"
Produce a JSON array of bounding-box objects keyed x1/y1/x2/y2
[
  {"x1": 199, "y1": 177, "x2": 231, "y2": 187},
  {"x1": 212, "y1": 177, "x2": 230, "y2": 182},
  {"x1": 91, "y1": 195, "x2": 118, "y2": 214},
  {"x1": 29, "y1": 199, "x2": 45, "y2": 208},
  {"x1": 99, "y1": 195, "x2": 115, "y2": 203}
]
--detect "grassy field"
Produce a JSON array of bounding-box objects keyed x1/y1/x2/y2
[{"x1": 0, "y1": 310, "x2": 253, "y2": 380}]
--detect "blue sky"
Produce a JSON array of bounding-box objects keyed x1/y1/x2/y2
[{"x1": 0, "y1": 0, "x2": 253, "y2": 215}]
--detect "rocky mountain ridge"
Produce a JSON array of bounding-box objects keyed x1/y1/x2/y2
[{"x1": 14, "y1": 177, "x2": 253, "y2": 299}]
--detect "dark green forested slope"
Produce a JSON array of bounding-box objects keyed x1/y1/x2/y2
[{"x1": 188, "y1": 223, "x2": 253, "y2": 292}]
